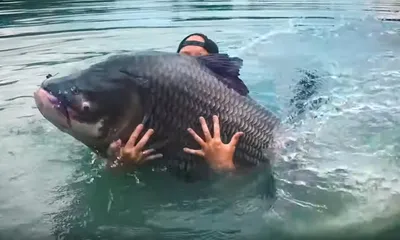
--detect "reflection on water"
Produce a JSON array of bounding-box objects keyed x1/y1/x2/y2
[{"x1": 1, "y1": 0, "x2": 400, "y2": 239}]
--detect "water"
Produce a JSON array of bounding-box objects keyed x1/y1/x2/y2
[{"x1": 1, "y1": 0, "x2": 400, "y2": 239}]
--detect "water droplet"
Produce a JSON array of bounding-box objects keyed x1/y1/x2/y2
[{"x1": 70, "y1": 86, "x2": 78, "y2": 94}]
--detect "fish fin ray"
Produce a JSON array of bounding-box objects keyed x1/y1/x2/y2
[{"x1": 196, "y1": 54, "x2": 249, "y2": 96}]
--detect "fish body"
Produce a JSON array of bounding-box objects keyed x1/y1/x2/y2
[{"x1": 33, "y1": 51, "x2": 281, "y2": 181}]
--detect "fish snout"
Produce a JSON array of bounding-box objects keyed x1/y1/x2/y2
[
  {"x1": 33, "y1": 87, "x2": 70, "y2": 129},
  {"x1": 34, "y1": 88, "x2": 57, "y2": 109},
  {"x1": 34, "y1": 88, "x2": 46, "y2": 110}
]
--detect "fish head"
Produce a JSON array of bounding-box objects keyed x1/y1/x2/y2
[{"x1": 33, "y1": 67, "x2": 144, "y2": 155}]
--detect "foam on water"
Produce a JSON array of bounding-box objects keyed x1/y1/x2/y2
[{"x1": 250, "y1": 16, "x2": 400, "y2": 238}]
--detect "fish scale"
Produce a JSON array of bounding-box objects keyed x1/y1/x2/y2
[{"x1": 129, "y1": 55, "x2": 280, "y2": 175}]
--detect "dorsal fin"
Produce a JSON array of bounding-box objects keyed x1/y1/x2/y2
[{"x1": 196, "y1": 54, "x2": 249, "y2": 96}]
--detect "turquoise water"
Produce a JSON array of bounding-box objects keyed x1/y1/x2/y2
[{"x1": 1, "y1": 0, "x2": 400, "y2": 239}]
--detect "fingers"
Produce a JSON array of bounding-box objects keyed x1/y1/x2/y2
[
  {"x1": 141, "y1": 149, "x2": 163, "y2": 161},
  {"x1": 141, "y1": 149, "x2": 163, "y2": 160},
  {"x1": 126, "y1": 124, "x2": 144, "y2": 148},
  {"x1": 183, "y1": 147, "x2": 205, "y2": 157},
  {"x1": 142, "y1": 148, "x2": 155, "y2": 156},
  {"x1": 107, "y1": 139, "x2": 122, "y2": 158},
  {"x1": 135, "y1": 128, "x2": 154, "y2": 149},
  {"x1": 143, "y1": 153, "x2": 163, "y2": 161},
  {"x1": 212, "y1": 115, "x2": 221, "y2": 140},
  {"x1": 120, "y1": 148, "x2": 163, "y2": 164},
  {"x1": 187, "y1": 128, "x2": 205, "y2": 146},
  {"x1": 229, "y1": 132, "x2": 244, "y2": 146},
  {"x1": 199, "y1": 116, "x2": 212, "y2": 141},
  {"x1": 108, "y1": 140, "x2": 121, "y2": 152}
]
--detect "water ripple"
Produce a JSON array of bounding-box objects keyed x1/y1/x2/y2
[{"x1": 1, "y1": 0, "x2": 400, "y2": 239}]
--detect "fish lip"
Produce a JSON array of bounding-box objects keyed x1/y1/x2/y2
[
  {"x1": 36, "y1": 87, "x2": 72, "y2": 128},
  {"x1": 46, "y1": 93, "x2": 71, "y2": 127}
]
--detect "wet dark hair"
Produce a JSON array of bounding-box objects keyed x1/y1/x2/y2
[{"x1": 176, "y1": 33, "x2": 219, "y2": 54}]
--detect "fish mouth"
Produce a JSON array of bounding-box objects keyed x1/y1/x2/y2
[
  {"x1": 34, "y1": 88, "x2": 72, "y2": 129},
  {"x1": 47, "y1": 92, "x2": 71, "y2": 126}
]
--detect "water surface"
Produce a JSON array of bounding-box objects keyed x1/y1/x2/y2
[{"x1": 1, "y1": 0, "x2": 400, "y2": 239}]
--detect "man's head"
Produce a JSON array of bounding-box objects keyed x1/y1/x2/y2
[{"x1": 177, "y1": 33, "x2": 219, "y2": 56}]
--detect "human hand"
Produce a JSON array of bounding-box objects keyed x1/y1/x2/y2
[
  {"x1": 183, "y1": 115, "x2": 243, "y2": 172},
  {"x1": 107, "y1": 124, "x2": 162, "y2": 168}
]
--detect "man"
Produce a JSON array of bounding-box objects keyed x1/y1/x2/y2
[
  {"x1": 107, "y1": 33, "x2": 242, "y2": 173},
  {"x1": 176, "y1": 33, "x2": 219, "y2": 56}
]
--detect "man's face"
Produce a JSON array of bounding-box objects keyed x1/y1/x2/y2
[{"x1": 178, "y1": 35, "x2": 209, "y2": 56}]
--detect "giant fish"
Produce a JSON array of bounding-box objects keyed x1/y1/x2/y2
[{"x1": 33, "y1": 51, "x2": 281, "y2": 181}]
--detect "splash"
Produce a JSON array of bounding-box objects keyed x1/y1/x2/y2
[{"x1": 254, "y1": 16, "x2": 400, "y2": 238}]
